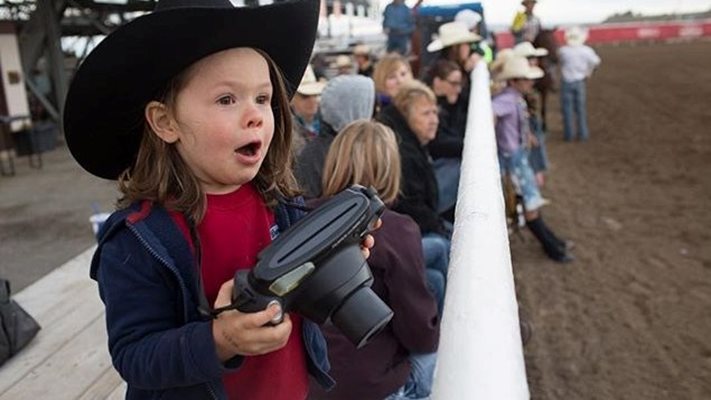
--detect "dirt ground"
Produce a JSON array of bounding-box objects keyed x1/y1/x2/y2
[
  {"x1": 513, "y1": 40, "x2": 711, "y2": 399},
  {"x1": 0, "y1": 146, "x2": 117, "y2": 291},
  {"x1": 0, "y1": 40, "x2": 709, "y2": 399}
]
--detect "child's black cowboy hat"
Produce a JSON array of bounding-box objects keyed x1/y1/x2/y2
[{"x1": 64, "y1": 0, "x2": 319, "y2": 180}]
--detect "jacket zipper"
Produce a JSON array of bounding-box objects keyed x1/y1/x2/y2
[
  {"x1": 127, "y1": 224, "x2": 220, "y2": 399},
  {"x1": 127, "y1": 224, "x2": 191, "y2": 322},
  {"x1": 205, "y1": 382, "x2": 219, "y2": 400}
]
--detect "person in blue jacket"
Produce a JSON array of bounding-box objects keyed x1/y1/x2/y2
[
  {"x1": 383, "y1": 0, "x2": 415, "y2": 55},
  {"x1": 62, "y1": 1, "x2": 376, "y2": 399}
]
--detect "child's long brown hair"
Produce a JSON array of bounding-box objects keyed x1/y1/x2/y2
[{"x1": 117, "y1": 49, "x2": 299, "y2": 222}]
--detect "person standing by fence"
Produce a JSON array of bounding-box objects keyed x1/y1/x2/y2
[
  {"x1": 383, "y1": 0, "x2": 415, "y2": 55},
  {"x1": 558, "y1": 26, "x2": 601, "y2": 142},
  {"x1": 492, "y1": 56, "x2": 574, "y2": 263}
]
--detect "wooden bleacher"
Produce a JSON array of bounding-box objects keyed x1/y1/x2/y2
[{"x1": 0, "y1": 247, "x2": 126, "y2": 399}]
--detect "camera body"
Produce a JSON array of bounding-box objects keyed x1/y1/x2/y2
[{"x1": 231, "y1": 185, "x2": 392, "y2": 348}]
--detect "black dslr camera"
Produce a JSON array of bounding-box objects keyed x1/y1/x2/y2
[{"x1": 231, "y1": 185, "x2": 392, "y2": 348}]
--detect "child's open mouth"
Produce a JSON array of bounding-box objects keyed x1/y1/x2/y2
[{"x1": 235, "y1": 140, "x2": 263, "y2": 164}]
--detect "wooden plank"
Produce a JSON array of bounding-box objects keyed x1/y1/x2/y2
[
  {"x1": 0, "y1": 314, "x2": 114, "y2": 399},
  {"x1": 78, "y1": 364, "x2": 124, "y2": 400},
  {"x1": 0, "y1": 292, "x2": 105, "y2": 394},
  {"x1": 13, "y1": 246, "x2": 96, "y2": 319}
]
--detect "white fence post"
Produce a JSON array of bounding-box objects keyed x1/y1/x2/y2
[{"x1": 430, "y1": 61, "x2": 530, "y2": 399}]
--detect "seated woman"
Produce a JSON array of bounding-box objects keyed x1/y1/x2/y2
[
  {"x1": 425, "y1": 21, "x2": 482, "y2": 108},
  {"x1": 372, "y1": 53, "x2": 413, "y2": 111},
  {"x1": 427, "y1": 59, "x2": 468, "y2": 221},
  {"x1": 376, "y1": 80, "x2": 451, "y2": 311},
  {"x1": 308, "y1": 120, "x2": 440, "y2": 400}
]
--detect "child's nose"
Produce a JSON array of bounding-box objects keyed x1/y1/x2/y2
[{"x1": 243, "y1": 103, "x2": 264, "y2": 129}]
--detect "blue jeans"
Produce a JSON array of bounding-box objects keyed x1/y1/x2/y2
[
  {"x1": 424, "y1": 269, "x2": 445, "y2": 317},
  {"x1": 432, "y1": 157, "x2": 461, "y2": 214},
  {"x1": 527, "y1": 116, "x2": 549, "y2": 173},
  {"x1": 561, "y1": 79, "x2": 589, "y2": 141},
  {"x1": 499, "y1": 148, "x2": 546, "y2": 211},
  {"x1": 421, "y1": 233, "x2": 450, "y2": 316},
  {"x1": 384, "y1": 352, "x2": 438, "y2": 400},
  {"x1": 387, "y1": 34, "x2": 410, "y2": 55}
]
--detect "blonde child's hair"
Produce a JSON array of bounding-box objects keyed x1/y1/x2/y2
[
  {"x1": 372, "y1": 53, "x2": 411, "y2": 95},
  {"x1": 117, "y1": 49, "x2": 299, "y2": 222},
  {"x1": 392, "y1": 80, "x2": 437, "y2": 119},
  {"x1": 322, "y1": 120, "x2": 401, "y2": 205}
]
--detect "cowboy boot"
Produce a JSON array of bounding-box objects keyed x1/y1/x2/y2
[
  {"x1": 527, "y1": 217, "x2": 574, "y2": 263},
  {"x1": 537, "y1": 213, "x2": 574, "y2": 251}
]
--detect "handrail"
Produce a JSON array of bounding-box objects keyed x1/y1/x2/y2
[{"x1": 431, "y1": 61, "x2": 530, "y2": 399}]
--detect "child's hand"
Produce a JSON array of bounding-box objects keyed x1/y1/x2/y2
[
  {"x1": 211, "y1": 279, "x2": 292, "y2": 362},
  {"x1": 361, "y1": 217, "x2": 382, "y2": 259}
]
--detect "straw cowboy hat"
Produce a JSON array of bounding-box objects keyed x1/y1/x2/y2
[
  {"x1": 63, "y1": 0, "x2": 320, "y2": 180},
  {"x1": 426, "y1": 21, "x2": 482, "y2": 52},
  {"x1": 334, "y1": 54, "x2": 354, "y2": 69},
  {"x1": 453, "y1": 9, "x2": 482, "y2": 31},
  {"x1": 352, "y1": 44, "x2": 371, "y2": 56},
  {"x1": 513, "y1": 42, "x2": 549, "y2": 58},
  {"x1": 498, "y1": 56, "x2": 544, "y2": 81},
  {"x1": 296, "y1": 65, "x2": 326, "y2": 96},
  {"x1": 565, "y1": 26, "x2": 589, "y2": 46}
]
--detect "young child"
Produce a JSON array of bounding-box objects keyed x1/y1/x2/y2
[
  {"x1": 309, "y1": 121, "x2": 439, "y2": 400},
  {"x1": 558, "y1": 26, "x2": 601, "y2": 141},
  {"x1": 513, "y1": 41, "x2": 551, "y2": 187},
  {"x1": 492, "y1": 56, "x2": 574, "y2": 263},
  {"x1": 63, "y1": 1, "x2": 374, "y2": 398}
]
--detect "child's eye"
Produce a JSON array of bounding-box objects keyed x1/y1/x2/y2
[
  {"x1": 217, "y1": 95, "x2": 236, "y2": 105},
  {"x1": 256, "y1": 94, "x2": 271, "y2": 105}
]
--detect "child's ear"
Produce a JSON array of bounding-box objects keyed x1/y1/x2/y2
[{"x1": 145, "y1": 101, "x2": 179, "y2": 143}]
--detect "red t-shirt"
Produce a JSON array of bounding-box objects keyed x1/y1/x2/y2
[{"x1": 171, "y1": 183, "x2": 308, "y2": 400}]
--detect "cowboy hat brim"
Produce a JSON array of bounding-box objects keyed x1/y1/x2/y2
[
  {"x1": 498, "y1": 67, "x2": 544, "y2": 81},
  {"x1": 297, "y1": 81, "x2": 327, "y2": 96},
  {"x1": 426, "y1": 31, "x2": 482, "y2": 52},
  {"x1": 64, "y1": 0, "x2": 319, "y2": 180}
]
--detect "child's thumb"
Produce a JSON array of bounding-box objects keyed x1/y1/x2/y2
[{"x1": 214, "y1": 279, "x2": 235, "y2": 308}]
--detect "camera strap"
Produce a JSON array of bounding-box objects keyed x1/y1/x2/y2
[
  {"x1": 187, "y1": 217, "x2": 252, "y2": 319},
  {"x1": 186, "y1": 218, "x2": 218, "y2": 319}
]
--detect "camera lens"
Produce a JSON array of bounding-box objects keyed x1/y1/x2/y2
[{"x1": 330, "y1": 287, "x2": 393, "y2": 349}]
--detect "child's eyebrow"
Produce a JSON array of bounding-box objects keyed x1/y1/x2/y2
[{"x1": 214, "y1": 80, "x2": 272, "y2": 90}]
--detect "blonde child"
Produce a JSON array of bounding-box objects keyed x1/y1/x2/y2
[
  {"x1": 372, "y1": 53, "x2": 413, "y2": 110},
  {"x1": 310, "y1": 121, "x2": 439, "y2": 400},
  {"x1": 63, "y1": 1, "x2": 374, "y2": 398}
]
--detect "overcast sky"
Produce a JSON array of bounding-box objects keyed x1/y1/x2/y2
[{"x1": 422, "y1": 0, "x2": 711, "y2": 26}]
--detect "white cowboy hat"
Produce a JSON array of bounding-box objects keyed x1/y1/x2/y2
[
  {"x1": 427, "y1": 21, "x2": 482, "y2": 52},
  {"x1": 565, "y1": 26, "x2": 589, "y2": 46},
  {"x1": 513, "y1": 41, "x2": 548, "y2": 57},
  {"x1": 454, "y1": 9, "x2": 482, "y2": 31},
  {"x1": 498, "y1": 56, "x2": 544, "y2": 81},
  {"x1": 296, "y1": 65, "x2": 326, "y2": 96}
]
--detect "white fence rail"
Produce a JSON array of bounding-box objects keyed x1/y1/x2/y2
[{"x1": 431, "y1": 61, "x2": 530, "y2": 399}]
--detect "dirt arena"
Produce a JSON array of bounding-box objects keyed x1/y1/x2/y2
[
  {"x1": 514, "y1": 40, "x2": 711, "y2": 399},
  {"x1": 0, "y1": 40, "x2": 709, "y2": 399}
]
